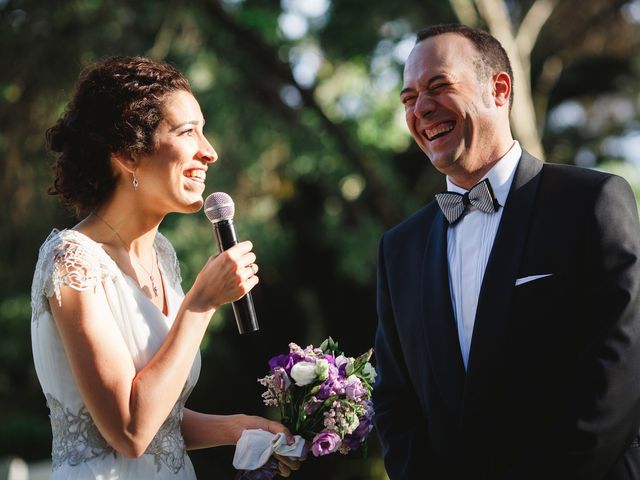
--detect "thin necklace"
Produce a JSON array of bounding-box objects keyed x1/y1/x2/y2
[{"x1": 92, "y1": 211, "x2": 160, "y2": 297}]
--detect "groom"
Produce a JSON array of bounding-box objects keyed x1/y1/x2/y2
[{"x1": 372, "y1": 23, "x2": 640, "y2": 480}]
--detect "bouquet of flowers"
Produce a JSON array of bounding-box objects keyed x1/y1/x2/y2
[{"x1": 236, "y1": 338, "x2": 376, "y2": 478}]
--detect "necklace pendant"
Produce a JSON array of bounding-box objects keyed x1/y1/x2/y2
[{"x1": 150, "y1": 276, "x2": 159, "y2": 296}]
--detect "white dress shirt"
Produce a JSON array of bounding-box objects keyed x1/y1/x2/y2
[{"x1": 446, "y1": 141, "x2": 522, "y2": 369}]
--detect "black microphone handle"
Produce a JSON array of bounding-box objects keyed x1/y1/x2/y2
[{"x1": 212, "y1": 219, "x2": 259, "y2": 334}]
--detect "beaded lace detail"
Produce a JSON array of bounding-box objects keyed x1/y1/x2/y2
[
  {"x1": 145, "y1": 390, "x2": 190, "y2": 473},
  {"x1": 47, "y1": 394, "x2": 116, "y2": 469},
  {"x1": 47, "y1": 386, "x2": 192, "y2": 473},
  {"x1": 50, "y1": 240, "x2": 102, "y2": 303}
]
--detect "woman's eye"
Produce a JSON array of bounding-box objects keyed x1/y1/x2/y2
[{"x1": 181, "y1": 128, "x2": 195, "y2": 136}]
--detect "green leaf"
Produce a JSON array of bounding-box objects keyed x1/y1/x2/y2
[{"x1": 320, "y1": 336, "x2": 341, "y2": 355}]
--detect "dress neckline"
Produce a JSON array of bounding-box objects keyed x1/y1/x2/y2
[{"x1": 54, "y1": 228, "x2": 171, "y2": 317}]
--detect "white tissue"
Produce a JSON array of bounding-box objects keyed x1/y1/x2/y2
[{"x1": 233, "y1": 429, "x2": 306, "y2": 471}]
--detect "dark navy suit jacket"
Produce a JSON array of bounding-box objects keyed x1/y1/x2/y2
[{"x1": 373, "y1": 151, "x2": 640, "y2": 479}]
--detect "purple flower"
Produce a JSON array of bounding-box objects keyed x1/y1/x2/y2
[
  {"x1": 316, "y1": 379, "x2": 334, "y2": 400},
  {"x1": 268, "y1": 353, "x2": 303, "y2": 374},
  {"x1": 342, "y1": 415, "x2": 372, "y2": 451},
  {"x1": 324, "y1": 354, "x2": 337, "y2": 366},
  {"x1": 311, "y1": 431, "x2": 342, "y2": 456},
  {"x1": 352, "y1": 414, "x2": 372, "y2": 438},
  {"x1": 269, "y1": 354, "x2": 289, "y2": 369},
  {"x1": 272, "y1": 367, "x2": 291, "y2": 392},
  {"x1": 268, "y1": 354, "x2": 291, "y2": 372},
  {"x1": 345, "y1": 376, "x2": 366, "y2": 401},
  {"x1": 342, "y1": 434, "x2": 363, "y2": 452},
  {"x1": 315, "y1": 363, "x2": 343, "y2": 400}
]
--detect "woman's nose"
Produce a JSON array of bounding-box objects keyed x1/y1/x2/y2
[{"x1": 198, "y1": 136, "x2": 218, "y2": 164}]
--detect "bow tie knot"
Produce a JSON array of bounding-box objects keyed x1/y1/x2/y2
[{"x1": 435, "y1": 178, "x2": 500, "y2": 225}]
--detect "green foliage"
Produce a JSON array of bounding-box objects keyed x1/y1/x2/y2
[
  {"x1": 2, "y1": 0, "x2": 639, "y2": 478},
  {"x1": 0, "y1": 295, "x2": 32, "y2": 396},
  {"x1": 320, "y1": 336, "x2": 340, "y2": 355}
]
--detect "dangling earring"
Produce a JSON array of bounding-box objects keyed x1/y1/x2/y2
[{"x1": 132, "y1": 172, "x2": 139, "y2": 190}]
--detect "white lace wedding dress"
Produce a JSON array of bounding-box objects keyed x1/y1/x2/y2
[{"x1": 31, "y1": 229, "x2": 201, "y2": 479}]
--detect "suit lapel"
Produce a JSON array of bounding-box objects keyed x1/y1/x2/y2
[
  {"x1": 463, "y1": 151, "x2": 543, "y2": 418},
  {"x1": 421, "y1": 209, "x2": 466, "y2": 419}
]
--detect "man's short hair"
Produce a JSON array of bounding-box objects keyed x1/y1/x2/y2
[{"x1": 416, "y1": 24, "x2": 514, "y2": 109}]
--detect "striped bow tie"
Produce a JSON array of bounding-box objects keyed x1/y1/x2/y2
[{"x1": 434, "y1": 178, "x2": 500, "y2": 225}]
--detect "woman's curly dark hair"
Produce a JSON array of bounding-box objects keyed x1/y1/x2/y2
[{"x1": 46, "y1": 56, "x2": 192, "y2": 217}]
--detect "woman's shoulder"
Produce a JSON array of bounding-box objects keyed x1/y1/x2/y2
[
  {"x1": 33, "y1": 229, "x2": 118, "y2": 306},
  {"x1": 40, "y1": 227, "x2": 102, "y2": 252},
  {"x1": 40, "y1": 228, "x2": 117, "y2": 273}
]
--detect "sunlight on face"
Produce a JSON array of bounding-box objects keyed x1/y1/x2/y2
[
  {"x1": 401, "y1": 33, "x2": 508, "y2": 184},
  {"x1": 136, "y1": 90, "x2": 218, "y2": 215}
]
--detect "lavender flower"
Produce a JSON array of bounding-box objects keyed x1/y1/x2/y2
[
  {"x1": 311, "y1": 431, "x2": 342, "y2": 456},
  {"x1": 345, "y1": 375, "x2": 366, "y2": 401}
]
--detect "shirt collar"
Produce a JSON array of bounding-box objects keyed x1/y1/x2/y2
[{"x1": 445, "y1": 141, "x2": 521, "y2": 207}]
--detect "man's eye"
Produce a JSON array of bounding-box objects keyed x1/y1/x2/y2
[{"x1": 402, "y1": 96, "x2": 416, "y2": 106}]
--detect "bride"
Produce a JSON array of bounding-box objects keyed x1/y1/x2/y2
[{"x1": 31, "y1": 56, "x2": 299, "y2": 479}]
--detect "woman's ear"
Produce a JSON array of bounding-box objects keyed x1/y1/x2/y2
[
  {"x1": 110, "y1": 151, "x2": 137, "y2": 176},
  {"x1": 111, "y1": 152, "x2": 141, "y2": 191}
]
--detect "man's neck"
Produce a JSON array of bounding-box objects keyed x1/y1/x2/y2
[{"x1": 447, "y1": 140, "x2": 516, "y2": 190}]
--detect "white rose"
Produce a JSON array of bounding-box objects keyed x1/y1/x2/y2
[{"x1": 290, "y1": 361, "x2": 318, "y2": 386}]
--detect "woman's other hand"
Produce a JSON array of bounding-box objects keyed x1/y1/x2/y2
[
  {"x1": 265, "y1": 420, "x2": 304, "y2": 477},
  {"x1": 273, "y1": 452, "x2": 303, "y2": 477},
  {"x1": 236, "y1": 416, "x2": 305, "y2": 477}
]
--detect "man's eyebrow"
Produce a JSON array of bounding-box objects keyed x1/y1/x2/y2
[{"x1": 169, "y1": 120, "x2": 201, "y2": 132}]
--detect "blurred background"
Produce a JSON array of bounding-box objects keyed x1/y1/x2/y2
[{"x1": 1, "y1": 0, "x2": 640, "y2": 478}]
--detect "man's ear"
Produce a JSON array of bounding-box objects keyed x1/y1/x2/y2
[
  {"x1": 110, "y1": 151, "x2": 137, "y2": 176},
  {"x1": 492, "y1": 71, "x2": 511, "y2": 108}
]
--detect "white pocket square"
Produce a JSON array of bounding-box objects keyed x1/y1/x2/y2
[{"x1": 515, "y1": 274, "x2": 553, "y2": 286}]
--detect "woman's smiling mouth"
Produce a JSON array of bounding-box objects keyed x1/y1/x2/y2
[{"x1": 184, "y1": 169, "x2": 206, "y2": 183}]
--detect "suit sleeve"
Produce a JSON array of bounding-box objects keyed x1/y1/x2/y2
[
  {"x1": 504, "y1": 174, "x2": 640, "y2": 480},
  {"x1": 372, "y1": 234, "x2": 436, "y2": 479}
]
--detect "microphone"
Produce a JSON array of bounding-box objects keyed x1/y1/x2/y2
[{"x1": 204, "y1": 192, "x2": 259, "y2": 334}]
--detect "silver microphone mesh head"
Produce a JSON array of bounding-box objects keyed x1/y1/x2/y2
[{"x1": 204, "y1": 192, "x2": 235, "y2": 223}]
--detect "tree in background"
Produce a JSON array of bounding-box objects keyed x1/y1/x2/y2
[{"x1": 1, "y1": 0, "x2": 639, "y2": 478}]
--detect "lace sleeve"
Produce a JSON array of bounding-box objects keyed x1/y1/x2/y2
[
  {"x1": 33, "y1": 230, "x2": 105, "y2": 308},
  {"x1": 48, "y1": 242, "x2": 103, "y2": 306}
]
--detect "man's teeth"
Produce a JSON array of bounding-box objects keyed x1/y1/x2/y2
[
  {"x1": 184, "y1": 170, "x2": 205, "y2": 180},
  {"x1": 425, "y1": 123, "x2": 455, "y2": 140}
]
